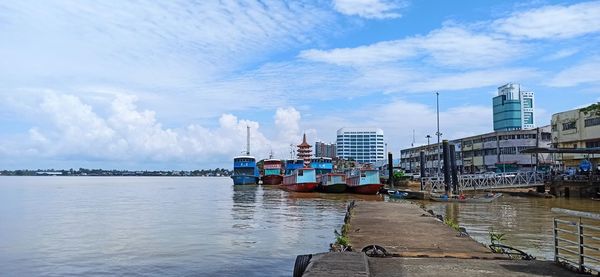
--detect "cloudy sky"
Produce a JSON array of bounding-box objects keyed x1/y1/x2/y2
[{"x1": 1, "y1": 0, "x2": 599, "y2": 170}]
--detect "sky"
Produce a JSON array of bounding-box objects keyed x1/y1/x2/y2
[{"x1": 1, "y1": 0, "x2": 599, "y2": 170}]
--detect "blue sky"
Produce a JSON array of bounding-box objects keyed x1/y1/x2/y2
[{"x1": 1, "y1": 0, "x2": 599, "y2": 170}]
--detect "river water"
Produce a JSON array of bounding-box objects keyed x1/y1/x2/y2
[
  {"x1": 1, "y1": 177, "x2": 598, "y2": 276},
  {"x1": 420, "y1": 194, "x2": 600, "y2": 261},
  {"x1": 0, "y1": 177, "x2": 375, "y2": 276}
]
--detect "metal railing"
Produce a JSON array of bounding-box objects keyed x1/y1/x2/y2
[
  {"x1": 552, "y1": 208, "x2": 600, "y2": 274},
  {"x1": 421, "y1": 171, "x2": 548, "y2": 192}
]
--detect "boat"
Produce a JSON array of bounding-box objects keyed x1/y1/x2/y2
[
  {"x1": 429, "y1": 193, "x2": 503, "y2": 203},
  {"x1": 317, "y1": 173, "x2": 347, "y2": 193},
  {"x1": 281, "y1": 167, "x2": 318, "y2": 192},
  {"x1": 310, "y1": 157, "x2": 346, "y2": 193},
  {"x1": 388, "y1": 191, "x2": 409, "y2": 199},
  {"x1": 231, "y1": 126, "x2": 259, "y2": 185},
  {"x1": 310, "y1": 157, "x2": 334, "y2": 175},
  {"x1": 284, "y1": 159, "x2": 305, "y2": 175},
  {"x1": 231, "y1": 156, "x2": 259, "y2": 185},
  {"x1": 346, "y1": 169, "x2": 384, "y2": 195},
  {"x1": 261, "y1": 159, "x2": 283, "y2": 185}
]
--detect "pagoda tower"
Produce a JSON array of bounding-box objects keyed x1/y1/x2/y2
[{"x1": 297, "y1": 133, "x2": 312, "y2": 167}]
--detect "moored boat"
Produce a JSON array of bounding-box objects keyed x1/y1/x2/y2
[
  {"x1": 231, "y1": 156, "x2": 259, "y2": 185},
  {"x1": 261, "y1": 159, "x2": 283, "y2": 185},
  {"x1": 429, "y1": 193, "x2": 503, "y2": 203},
  {"x1": 231, "y1": 126, "x2": 259, "y2": 185},
  {"x1": 317, "y1": 173, "x2": 347, "y2": 193},
  {"x1": 281, "y1": 167, "x2": 318, "y2": 192},
  {"x1": 284, "y1": 159, "x2": 305, "y2": 175},
  {"x1": 346, "y1": 169, "x2": 383, "y2": 195},
  {"x1": 388, "y1": 191, "x2": 409, "y2": 199}
]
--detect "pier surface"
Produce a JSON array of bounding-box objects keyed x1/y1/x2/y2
[{"x1": 302, "y1": 201, "x2": 584, "y2": 276}]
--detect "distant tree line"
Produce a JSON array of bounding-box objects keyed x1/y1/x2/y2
[{"x1": 0, "y1": 168, "x2": 231, "y2": 177}]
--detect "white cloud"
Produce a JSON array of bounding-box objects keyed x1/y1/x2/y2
[
  {"x1": 300, "y1": 26, "x2": 524, "y2": 68},
  {"x1": 548, "y1": 57, "x2": 600, "y2": 87},
  {"x1": 542, "y1": 48, "x2": 580, "y2": 61},
  {"x1": 0, "y1": 1, "x2": 334, "y2": 87},
  {"x1": 332, "y1": 0, "x2": 407, "y2": 19},
  {"x1": 401, "y1": 67, "x2": 540, "y2": 93},
  {"x1": 1, "y1": 92, "x2": 306, "y2": 167},
  {"x1": 494, "y1": 1, "x2": 600, "y2": 39},
  {"x1": 274, "y1": 107, "x2": 302, "y2": 144},
  {"x1": 304, "y1": 98, "x2": 493, "y2": 153}
]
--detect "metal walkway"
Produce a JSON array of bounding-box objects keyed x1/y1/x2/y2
[{"x1": 422, "y1": 171, "x2": 547, "y2": 192}]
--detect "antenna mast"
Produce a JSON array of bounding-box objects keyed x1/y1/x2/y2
[{"x1": 246, "y1": 125, "x2": 250, "y2": 155}]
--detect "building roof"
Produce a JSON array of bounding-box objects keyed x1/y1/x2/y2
[{"x1": 297, "y1": 133, "x2": 311, "y2": 148}]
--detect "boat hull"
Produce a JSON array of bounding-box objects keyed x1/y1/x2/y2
[
  {"x1": 280, "y1": 182, "x2": 318, "y2": 192},
  {"x1": 347, "y1": 184, "x2": 383, "y2": 195},
  {"x1": 231, "y1": 175, "x2": 259, "y2": 185},
  {"x1": 261, "y1": 174, "x2": 283, "y2": 185},
  {"x1": 429, "y1": 193, "x2": 502, "y2": 203},
  {"x1": 318, "y1": 183, "x2": 347, "y2": 193}
]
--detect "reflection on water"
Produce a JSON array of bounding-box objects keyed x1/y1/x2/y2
[
  {"x1": 424, "y1": 195, "x2": 600, "y2": 260},
  {"x1": 0, "y1": 177, "x2": 382, "y2": 277}
]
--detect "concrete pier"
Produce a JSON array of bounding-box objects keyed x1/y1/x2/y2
[{"x1": 301, "y1": 201, "x2": 585, "y2": 276}]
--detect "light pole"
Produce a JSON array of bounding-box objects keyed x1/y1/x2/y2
[
  {"x1": 426, "y1": 135, "x2": 431, "y2": 176},
  {"x1": 436, "y1": 92, "x2": 442, "y2": 177}
]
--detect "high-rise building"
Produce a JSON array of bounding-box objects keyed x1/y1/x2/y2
[
  {"x1": 493, "y1": 83, "x2": 535, "y2": 131},
  {"x1": 336, "y1": 127, "x2": 385, "y2": 163},
  {"x1": 315, "y1": 141, "x2": 336, "y2": 158}
]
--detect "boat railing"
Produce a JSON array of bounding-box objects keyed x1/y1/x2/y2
[{"x1": 552, "y1": 208, "x2": 600, "y2": 274}]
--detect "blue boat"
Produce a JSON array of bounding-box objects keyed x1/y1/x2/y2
[
  {"x1": 284, "y1": 159, "x2": 305, "y2": 175},
  {"x1": 231, "y1": 126, "x2": 259, "y2": 185},
  {"x1": 231, "y1": 156, "x2": 259, "y2": 185},
  {"x1": 310, "y1": 157, "x2": 333, "y2": 175}
]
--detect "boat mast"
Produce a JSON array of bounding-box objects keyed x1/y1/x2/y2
[{"x1": 246, "y1": 125, "x2": 250, "y2": 155}]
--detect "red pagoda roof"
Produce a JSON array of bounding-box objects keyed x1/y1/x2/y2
[{"x1": 297, "y1": 133, "x2": 311, "y2": 148}]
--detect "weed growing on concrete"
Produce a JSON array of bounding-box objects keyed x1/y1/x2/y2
[{"x1": 444, "y1": 218, "x2": 460, "y2": 231}]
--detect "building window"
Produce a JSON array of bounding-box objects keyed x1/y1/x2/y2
[
  {"x1": 523, "y1": 98, "x2": 533, "y2": 109},
  {"x1": 523, "y1": 112, "x2": 533, "y2": 124},
  {"x1": 500, "y1": 147, "x2": 516, "y2": 155},
  {"x1": 584, "y1": 117, "x2": 600, "y2": 127},
  {"x1": 551, "y1": 124, "x2": 557, "y2": 131},
  {"x1": 562, "y1": 121, "x2": 576, "y2": 131},
  {"x1": 541, "y1": 132, "x2": 551, "y2": 141},
  {"x1": 587, "y1": 141, "x2": 600, "y2": 148}
]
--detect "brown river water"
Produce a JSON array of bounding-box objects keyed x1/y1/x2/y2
[
  {"x1": 1, "y1": 176, "x2": 598, "y2": 276},
  {"x1": 417, "y1": 194, "x2": 600, "y2": 262}
]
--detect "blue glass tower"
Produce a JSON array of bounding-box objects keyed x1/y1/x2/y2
[{"x1": 493, "y1": 83, "x2": 535, "y2": 131}]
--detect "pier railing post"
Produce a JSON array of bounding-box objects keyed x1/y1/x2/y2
[
  {"x1": 388, "y1": 152, "x2": 394, "y2": 188},
  {"x1": 442, "y1": 140, "x2": 451, "y2": 195},
  {"x1": 578, "y1": 217, "x2": 584, "y2": 272},
  {"x1": 553, "y1": 218, "x2": 558, "y2": 263},
  {"x1": 419, "y1": 151, "x2": 425, "y2": 191},
  {"x1": 449, "y1": 144, "x2": 458, "y2": 194}
]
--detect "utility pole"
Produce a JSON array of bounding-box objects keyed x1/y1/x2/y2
[{"x1": 436, "y1": 92, "x2": 442, "y2": 177}]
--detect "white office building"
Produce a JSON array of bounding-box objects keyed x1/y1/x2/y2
[{"x1": 336, "y1": 127, "x2": 385, "y2": 163}]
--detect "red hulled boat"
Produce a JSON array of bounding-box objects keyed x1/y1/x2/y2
[
  {"x1": 346, "y1": 169, "x2": 383, "y2": 195},
  {"x1": 261, "y1": 159, "x2": 283, "y2": 185},
  {"x1": 281, "y1": 167, "x2": 318, "y2": 192}
]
